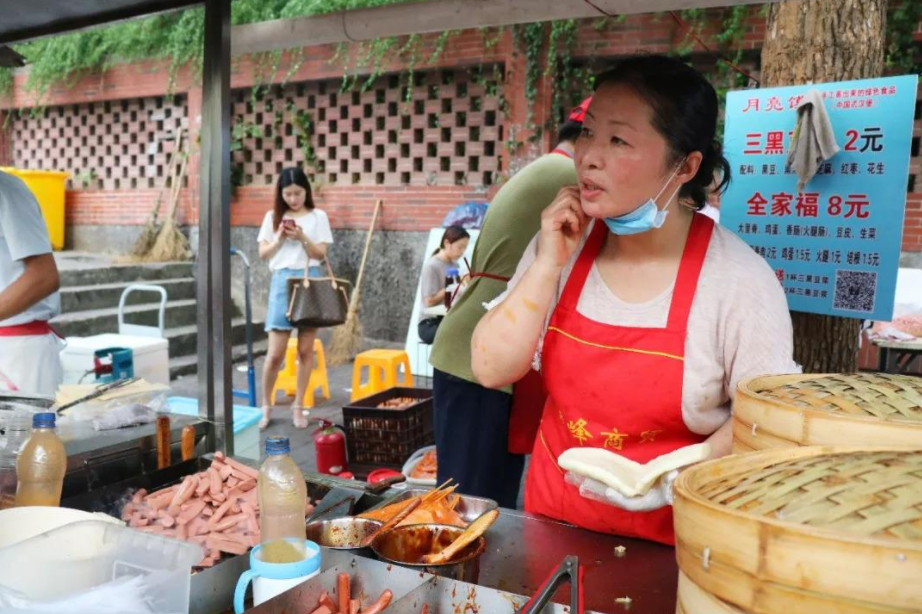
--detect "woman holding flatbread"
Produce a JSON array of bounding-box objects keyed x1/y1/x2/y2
[{"x1": 472, "y1": 55, "x2": 798, "y2": 545}]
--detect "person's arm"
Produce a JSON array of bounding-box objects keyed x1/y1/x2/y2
[
  {"x1": 0, "y1": 253, "x2": 59, "y2": 323},
  {"x1": 703, "y1": 420, "x2": 733, "y2": 459},
  {"x1": 420, "y1": 259, "x2": 446, "y2": 308},
  {"x1": 299, "y1": 209, "x2": 333, "y2": 261},
  {"x1": 472, "y1": 186, "x2": 586, "y2": 388},
  {"x1": 300, "y1": 237, "x2": 328, "y2": 261},
  {"x1": 0, "y1": 174, "x2": 60, "y2": 322},
  {"x1": 717, "y1": 250, "x2": 800, "y2": 459},
  {"x1": 424, "y1": 288, "x2": 446, "y2": 307},
  {"x1": 257, "y1": 213, "x2": 283, "y2": 260},
  {"x1": 258, "y1": 236, "x2": 283, "y2": 260}
]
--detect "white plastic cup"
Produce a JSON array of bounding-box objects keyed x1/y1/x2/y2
[{"x1": 234, "y1": 539, "x2": 321, "y2": 613}]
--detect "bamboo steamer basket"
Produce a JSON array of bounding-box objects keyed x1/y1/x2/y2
[
  {"x1": 676, "y1": 571, "x2": 749, "y2": 614},
  {"x1": 733, "y1": 373, "x2": 922, "y2": 452},
  {"x1": 673, "y1": 446, "x2": 922, "y2": 614}
]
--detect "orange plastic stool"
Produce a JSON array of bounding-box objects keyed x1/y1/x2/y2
[
  {"x1": 271, "y1": 337, "x2": 330, "y2": 408},
  {"x1": 351, "y1": 349, "x2": 414, "y2": 401}
]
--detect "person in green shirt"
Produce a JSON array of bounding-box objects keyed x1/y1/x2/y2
[{"x1": 429, "y1": 99, "x2": 590, "y2": 508}]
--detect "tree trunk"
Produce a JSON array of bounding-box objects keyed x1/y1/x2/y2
[{"x1": 760, "y1": 0, "x2": 887, "y2": 374}]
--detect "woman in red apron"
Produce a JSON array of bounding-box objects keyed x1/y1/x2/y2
[{"x1": 472, "y1": 55, "x2": 795, "y2": 544}]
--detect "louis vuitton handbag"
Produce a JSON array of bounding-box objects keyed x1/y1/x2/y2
[{"x1": 285, "y1": 260, "x2": 351, "y2": 328}]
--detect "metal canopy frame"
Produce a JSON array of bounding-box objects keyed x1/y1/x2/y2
[
  {"x1": 0, "y1": 0, "x2": 780, "y2": 457},
  {"x1": 231, "y1": 0, "x2": 773, "y2": 55}
]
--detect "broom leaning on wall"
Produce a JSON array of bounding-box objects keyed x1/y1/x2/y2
[{"x1": 328, "y1": 199, "x2": 382, "y2": 366}]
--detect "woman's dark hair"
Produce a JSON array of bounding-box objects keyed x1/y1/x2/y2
[
  {"x1": 433, "y1": 225, "x2": 470, "y2": 256},
  {"x1": 557, "y1": 119, "x2": 583, "y2": 144},
  {"x1": 594, "y1": 55, "x2": 731, "y2": 210},
  {"x1": 273, "y1": 167, "x2": 314, "y2": 231}
]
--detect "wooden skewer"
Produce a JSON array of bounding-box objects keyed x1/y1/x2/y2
[
  {"x1": 421, "y1": 509, "x2": 499, "y2": 565},
  {"x1": 361, "y1": 498, "x2": 422, "y2": 548}
]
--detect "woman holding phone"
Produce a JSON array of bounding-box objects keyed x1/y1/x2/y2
[{"x1": 257, "y1": 167, "x2": 334, "y2": 430}]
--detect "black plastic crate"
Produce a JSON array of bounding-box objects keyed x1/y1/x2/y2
[{"x1": 343, "y1": 387, "x2": 433, "y2": 471}]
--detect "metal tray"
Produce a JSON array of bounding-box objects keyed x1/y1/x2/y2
[
  {"x1": 61, "y1": 457, "x2": 382, "y2": 614},
  {"x1": 250, "y1": 552, "x2": 599, "y2": 614},
  {"x1": 365, "y1": 487, "x2": 497, "y2": 525}
]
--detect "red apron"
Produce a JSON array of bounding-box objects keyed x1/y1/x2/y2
[
  {"x1": 524, "y1": 214, "x2": 713, "y2": 545},
  {"x1": 508, "y1": 369, "x2": 547, "y2": 454}
]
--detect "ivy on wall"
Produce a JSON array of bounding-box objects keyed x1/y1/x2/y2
[
  {"x1": 0, "y1": 0, "x2": 415, "y2": 102},
  {"x1": 1, "y1": 1, "x2": 919, "y2": 184}
]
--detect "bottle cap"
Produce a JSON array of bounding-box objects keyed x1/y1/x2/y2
[
  {"x1": 447, "y1": 268, "x2": 460, "y2": 276},
  {"x1": 265, "y1": 436, "x2": 291, "y2": 456},
  {"x1": 32, "y1": 412, "x2": 55, "y2": 429}
]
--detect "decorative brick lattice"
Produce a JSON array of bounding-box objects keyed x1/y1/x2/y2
[
  {"x1": 10, "y1": 95, "x2": 188, "y2": 190},
  {"x1": 232, "y1": 67, "x2": 505, "y2": 188}
]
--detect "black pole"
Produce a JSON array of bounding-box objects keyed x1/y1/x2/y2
[{"x1": 197, "y1": 0, "x2": 233, "y2": 455}]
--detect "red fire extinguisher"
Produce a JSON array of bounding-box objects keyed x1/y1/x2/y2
[{"x1": 313, "y1": 419, "x2": 348, "y2": 476}]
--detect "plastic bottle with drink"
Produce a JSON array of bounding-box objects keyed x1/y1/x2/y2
[
  {"x1": 258, "y1": 437, "x2": 307, "y2": 563},
  {"x1": 0, "y1": 409, "x2": 31, "y2": 510},
  {"x1": 15, "y1": 412, "x2": 67, "y2": 507},
  {"x1": 444, "y1": 267, "x2": 461, "y2": 309}
]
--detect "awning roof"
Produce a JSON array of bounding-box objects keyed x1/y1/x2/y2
[{"x1": 0, "y1": 0, "x2": 200, "y2": 45}]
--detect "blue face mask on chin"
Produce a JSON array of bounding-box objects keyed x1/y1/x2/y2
[{"x1": 603, "y1": 164, "x2": 684, "y2": 236}]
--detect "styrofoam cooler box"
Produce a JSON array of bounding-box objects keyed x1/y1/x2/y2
[
  {"x1": 60, "y1": 333, "x2": 170, "y2": 385},
  {"x1": 167, "y1": 397, "x2": 262, "y2": 461}
]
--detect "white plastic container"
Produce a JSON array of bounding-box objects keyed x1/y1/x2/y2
[
  {"x1": 0, "y1": 519, "x2": 201, "y2": 614},
  {"x1": 60, "y1": 334, "x2": 170, "y2": 386},
  {"x1": 0, "y1": 506, "x2": 122, "y2": 550},
  {"x1": 402, "y1": 445, "x2": 437, "y2": 487}
]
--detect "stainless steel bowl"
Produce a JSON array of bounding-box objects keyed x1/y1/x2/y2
[
  {"x1": 305, "y1": 517, "x2": 383, "y2": 554},
  {"x1": 371, "y1": 523, "x2": 485, "y2": 583}
]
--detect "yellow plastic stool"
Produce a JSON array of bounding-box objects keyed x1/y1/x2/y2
[
  {"x1": 351, "y1": 349, "x2": 414, "y2": 401},
  {"x1": 271, "y1": 338, "x2": 330, "y2": 408}
]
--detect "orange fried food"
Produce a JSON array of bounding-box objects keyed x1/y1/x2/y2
[
  {"x1": 359, "y1": 483, "x2": 466, "y2": 528},
  {"x1": 410, "y1": 450, "x2": 437, "y2": 480}
]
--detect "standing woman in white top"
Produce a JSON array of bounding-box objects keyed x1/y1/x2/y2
[
  {"x1": 472, "y1": 55, "x2": 798, "y2": 544},
  {"x1": 257, "y1": 167, "x2": 334, "y2": 429}
]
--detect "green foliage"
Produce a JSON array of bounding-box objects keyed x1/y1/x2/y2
[
  {"x1": 0, "y1": 0, "x2": 416, "y2": 101},
  {"x1": 670, "y1": 7, "x2": 753, "y2": 143},
  {"x1": 887, "y1": 0, "x2": 922, "y2": 73}
]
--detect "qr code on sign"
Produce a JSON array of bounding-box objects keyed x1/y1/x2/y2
[{"x1": 833, "y1": 270, "x2": 877, "y2": 314}]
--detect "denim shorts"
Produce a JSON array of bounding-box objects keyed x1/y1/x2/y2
[{"x1": 265, "y1": 266, "x2": 323, "y2": 332}]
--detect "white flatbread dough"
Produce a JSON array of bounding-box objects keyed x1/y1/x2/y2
[{"x1": 558, "y1": 443, "x2": 711, "y2": 498}]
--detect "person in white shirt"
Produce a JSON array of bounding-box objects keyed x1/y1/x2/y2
[
  {"x1": 0, "y1": 171, "x2": 63, "y2": 397},
  {"x1": 257, "y1": 167, "x2": 333, "y2": 429}
]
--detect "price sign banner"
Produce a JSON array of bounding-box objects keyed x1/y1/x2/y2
[{"x1": 721, "y1": 74, "x2": 918, "y2": 321}]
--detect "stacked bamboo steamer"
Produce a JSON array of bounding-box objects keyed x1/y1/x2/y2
[
  {"x1": 732, "y1": 373, "x2": 922, "y2": 452},
  {"x1": 674, "y1": 446, "x2": 922, "y2": 614}
]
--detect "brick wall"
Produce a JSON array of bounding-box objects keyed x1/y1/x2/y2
[
  {"x1": 0, "y1": 12, "x2": 920, "y2": 238},
  {"x1": 10, "y1": 95, "x2": 188, "y2": 191},
  {"x1": 230, "y1": 68, "x2": 504, "y2": 189}
]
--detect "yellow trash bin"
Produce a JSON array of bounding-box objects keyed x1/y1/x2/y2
[{"x1": 0, "y1": 168, "x2": 69, "y2": 250}]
